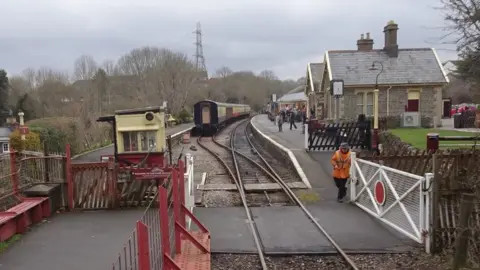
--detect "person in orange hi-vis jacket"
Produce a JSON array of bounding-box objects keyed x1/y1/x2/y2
[{"x1": 331, "y1": 142, "x2": 351, "y2": 202}]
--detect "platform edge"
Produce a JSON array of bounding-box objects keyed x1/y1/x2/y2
[
  {"x1": 250, "y1": 116, "x2": 312, "y2": 189},
  {"x1": 169, "y1": 126, "x2": 194, "y2": 138}
]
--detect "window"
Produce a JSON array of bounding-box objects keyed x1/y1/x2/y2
[
  {"x1": 356, "y1": 93, "x2": 364, "y2": 115},
  {"x1": 2, "y1": 143, "x2": 9, "y2": 153},
  {"x1": 355, "y1": 91, "x2": 375, "y2": 116},
  {"x1": 366, "y1": 92, "x2": 374, "y2": 116},
  {"x1": 122, "y1": 131, "x2": 157, "y2": 152},
  {"x1": 140, "y1": 131, "x2": 157, "y2": 151},
  {"x1": 123, "y1": 132, "x2": 139, "y2": 152}
]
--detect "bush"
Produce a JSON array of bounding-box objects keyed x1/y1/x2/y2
[
  {"x1": 29, "y1": 125, "x2": 67, "y2": 153},
  {"x1": 9, "y1": 129, "x2": 41, "y2": 152},
  {"x1": 365, "y1": 115, "x2": 401, "y2": 129},
  {"x1": 177, "y1": 109, "x2": 192, "y2": 123}
]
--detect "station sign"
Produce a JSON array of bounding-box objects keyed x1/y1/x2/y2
[
  {"x1": 330, "y1": 79, "x2": 344, "y2": 96},
  {"x1": 19, "y1": 126, "x2": 29, "y2": 135},
  {"x1": 132, "y1": 167, "x2": 169, "y2": 180}
]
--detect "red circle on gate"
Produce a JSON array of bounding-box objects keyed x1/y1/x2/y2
[{"x1": 374, "y1": 180, "x2": 386, "y2": 205}]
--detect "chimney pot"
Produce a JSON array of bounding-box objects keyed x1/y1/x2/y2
[{"x1": 357, "y1": 32, "x2": 374, "y2": 51}]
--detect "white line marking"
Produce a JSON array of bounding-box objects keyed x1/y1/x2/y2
[
  {"x1": 170, "y1": 126, "x2": 194, "y2": 138},
  {"x1": 250, "y1": 116, "x2": 312, "y2": 189}
]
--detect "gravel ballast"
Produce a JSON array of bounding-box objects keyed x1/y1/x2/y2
[{"x1": 212, "y1": 250, "x2": 451, "y2": 270}]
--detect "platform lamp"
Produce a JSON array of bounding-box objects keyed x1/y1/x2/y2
[{"x1": 369, "y1": 61, "x2": 384, "y2": 151}]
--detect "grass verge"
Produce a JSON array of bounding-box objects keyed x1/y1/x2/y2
[
  {"x1": 0, "y1": 234, "x2": 21, "y2": 253},
  {"x1": 389, "y1": 128, "x2": 480, "y2": 149}
]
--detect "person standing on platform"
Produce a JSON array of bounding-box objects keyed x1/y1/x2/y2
[
  {"x1": 280, "y1": 109, "x2": 286, "y2": 123},
  {"x1": 289, "y1": 109, "x2": 297, "y2": 130},
  {"x1": 331, "y1": 142, "x2": 351, "y2": 202},
  {"x1": 276, "y1": 112, "x2": 283, "y2": 132},
  {"x1": 301, "y1": 106, "x2": 307, "y2": 134}
]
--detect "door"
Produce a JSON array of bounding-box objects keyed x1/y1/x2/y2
[
  {"x1": 202, "y1": 104, "x2": 211, "y2": 124},
  {"x1": 226, "y1": 107, "x2": 233, "y2": 119},
  {"x1": 443, "y1": 100, "x2": 451, "y2": 118},
  {"x1": 406, "y1": 100, "x2": 419, "y2": 112}
]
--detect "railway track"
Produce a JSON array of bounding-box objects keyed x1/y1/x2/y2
[{"x1": 197, "y1": 118, "x2": 359, "y2": 270}]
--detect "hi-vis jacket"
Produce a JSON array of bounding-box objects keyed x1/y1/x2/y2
[{"x1": 331, "y1": 150, "x2": 351, "y2": 179}]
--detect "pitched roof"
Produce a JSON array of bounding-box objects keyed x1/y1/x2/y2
[
  {"x1": 309, "y1": 63, "x2": 325, "y2": 84},
  {"x1": 278, "y1": 92, "x2": 307, "y2": 103},
  {"x1": 286, "y1": 85, "x2": 305, "y2": 94},
  {"x1": 442, "y1": 60, "x2": 460, "y2": 66},
  {"x1": 0, "y1": 127, "x2": 12, "y2": 140},
  {"x1": 326, "y1": 48, "x2": 449, "y2": 86}
]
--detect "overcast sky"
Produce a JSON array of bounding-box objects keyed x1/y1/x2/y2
[{"x1": 1, "y1": 0, "x2": 457, "y2": 80}]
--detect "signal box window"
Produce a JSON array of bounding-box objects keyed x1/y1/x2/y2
[
  {"x1": 122, "y1": 131, "x2": 157, "y2": 152},
  {"x1": 140, "y1": 131, "x2": 157, "y2": 151},
  {"x1": 123, "y1": 132, "x2": 139, "y2": 152}
]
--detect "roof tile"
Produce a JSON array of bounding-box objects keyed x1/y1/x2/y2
[{"x1": 327, "y1": 48, "x2": 447, "y2": 86}]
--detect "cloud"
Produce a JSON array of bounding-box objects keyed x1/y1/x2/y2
[{"x1": 0, "y1": 0, "x2": 457, "y2": 80}]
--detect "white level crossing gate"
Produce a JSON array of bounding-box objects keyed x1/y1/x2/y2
[{"x1": 349, "y1": 152, "x2": 433, "y2": 252}]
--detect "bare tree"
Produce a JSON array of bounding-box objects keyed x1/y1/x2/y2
[
  {"x1": 101, "y1": 59, "x2": 117, "y2": 76},
  {"x1": 116, "y1": 47, "x2": 164, "y2": 76},
  {"x1": 73, "y1": 55, "x2": 98, "y2": 80},
  {"x1": 215, "y1": 66, "x2": 233, "y2": 78},
  {"x1": 258, "y1": 69, "x2": 278, "y2": 81},
  {"x1": 439, "y1": 0, "x2": 480, "y2": 97},
  {"x1": 440, "y1": 0, "x2": 480, "y2": 51},
  {"x1": 7, "y1": 45, "x2": 302, "y2": 154}
]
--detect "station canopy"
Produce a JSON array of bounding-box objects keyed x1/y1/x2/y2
[{"x1": 277, "y1": 91, "x2": 307, "y2": 103}]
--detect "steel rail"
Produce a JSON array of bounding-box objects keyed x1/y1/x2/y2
[
  {"x1": 243, "y1": 120, "x2": 359, "y2": 270},
  {"x1": 213, "y1": 120, "x2": 296, "y2": 204},
  {"x1": 228, "y1": 120, "x2": 268, "y2": 270},
  {"x1": 196, "y1": 120, "x2": 268, "y2": 270}
]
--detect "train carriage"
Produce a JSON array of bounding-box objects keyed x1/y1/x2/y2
[{"x1": 193, "y1": 100, "x2": 251, "y2": 135}]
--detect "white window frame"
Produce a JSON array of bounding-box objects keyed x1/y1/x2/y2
[
  {"x1": 356, "y1": 93, "x2": 364, "y2": 115},
  {"x1": 122, "y1": 131, "x2": 157, "y2": 153},
  {"x1": 2, "y1": 142, "x2": 9, "y2": 153},
  {"x1": 355, "y1": 90, "x2": 375, "y2": 117}
]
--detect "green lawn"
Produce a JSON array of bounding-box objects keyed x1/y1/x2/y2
[{"x1": 389, "y1": 128, "x2": 480, "y2": 150}]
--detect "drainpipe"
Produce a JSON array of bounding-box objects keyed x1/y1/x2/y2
[{"x1": 386, "y1": 86, "x2": 392, "y2": 116}]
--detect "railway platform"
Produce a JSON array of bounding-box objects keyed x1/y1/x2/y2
[
  {"x1": 191, "y1": 115, "x2": 420, "y2": 255},
  {"x1": 0, "y1": 210, "x2": 144, "y2": 270}
]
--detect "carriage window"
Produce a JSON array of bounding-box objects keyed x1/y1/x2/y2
[
  {"x1": 122, "y1": 132, "x2": 139, "y2": 152},
  {"x1": 140, "y1": 131, "x2": 157, "y2": 151}
]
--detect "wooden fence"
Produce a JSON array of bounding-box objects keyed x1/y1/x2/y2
[
  {"x1": 358, "y1": 134, "x2": 480, "y2": 268},
  {"x1": 1, "y1": 144, "x2": 190, "y2": 212}
]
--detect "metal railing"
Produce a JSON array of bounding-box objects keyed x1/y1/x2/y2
[
  {"x1": 111, "y1": 159, "x2": 206, "y2": 270},
  {"x1": 183, "y1": 153, "x2": 195, "y2": 229}
]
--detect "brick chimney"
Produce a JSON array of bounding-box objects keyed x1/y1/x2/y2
[
  {"x1": 383, "y1": 20, "x2": 399, "y2": 57},
  {"x1": 357, "y1": 33, "x2": 374, "y2": 51}
]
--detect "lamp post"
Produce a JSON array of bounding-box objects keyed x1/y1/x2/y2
[
  {"x1": 369, "y1": 61, "x2": 384, "y2": 151},
  {"x1": 18, "y1": 112, "x2": 26, "y2": 141}
]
